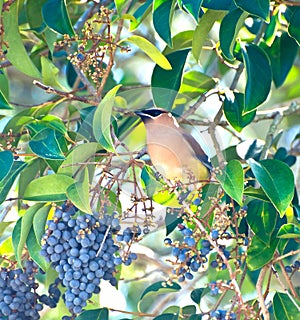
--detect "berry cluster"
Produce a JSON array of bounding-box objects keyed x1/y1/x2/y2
[
  {"x1": 41, "y1": 203, "x2": 122, "y2": 316},
  {"x1": 284, "y1": 260, "x2": 300, "y2": 273},
  {"x1": 116, "y1": 226, "x2": 141, "y2": 265},
  {"x1": 0, "y1": 260, "x2": 42, "y2": 320},
  {"x1": 210, "y1": 309, "x2": 236, "y2": 320},
  {"x1": 165, "y1": 225, "x2": 215, "y2": 282}
]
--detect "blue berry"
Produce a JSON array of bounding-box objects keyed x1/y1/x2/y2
[
  {"x1": 285, "y1": 265, "x2": 293, "y2": 273},
  {"x1": 211, "y1": 230, "x2": 219, "y2": 240}
]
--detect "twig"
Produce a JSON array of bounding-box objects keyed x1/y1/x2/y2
[
  {"x1": 256, "y1": 265, "x2": 270, "y2": 320},
  {"x1": 32, "y1": 80, "x2": 95, "y2": 104},
  {"x1": 276, "y1": 260, "x2": 298, "y2": 298}
]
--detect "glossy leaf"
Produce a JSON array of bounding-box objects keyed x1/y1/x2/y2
[
  {"x1": 246, "y1": 200, "x2": 277, "y2": 244},
  {"x1": 190, "y1": 288, "x2": 205, "y2": 304},
  {"x1": 165, "y1": 210, "x2": 183, "y2": 235},
  {"x1": 273, "y1": 292, "x2": 300, "y2": 320},
  {"x1": 93, "y1": 85, "x2": 122, "y2": 152},
  {"x1": 219, "y1": 8, "x2": 248, "y2": 61},
  {"x1": 202, "y1": 0, "x2": 236, "y2": 10},
  {"x1": 277, "y1": 223, "x2": 300, "y2": 239},
  {"x1": 33, "y1": 205, "x2": 51, "y2": 243},
  {"x1": 180, "y1": 0, "x2": 203, "y2": 22},
  {"x1": 29, "y1": 128, "x2": 66, "y2": 160},
  {"x1": 0, "y1": 222, "x2": 13, "y2": 238},
  {"x1": 23, "y1": 174, "x2": 75, "y2": 202},
  {"x1": 75, "y1": 308, "x2": 109, "y2": 320},
  {"x1": 26, "y1": 227, "x2": 49, "y2": 271},
  {"x1": 179, "y1": 71, "x2": 217, "y2": 99},
  {"x1": 3, "y1": 1, "x2": 41, "y2": 78},
  {"x1": 26, "y1": 0, "x2": 47, "y2": 32},
  {"x1": 153, "y1": 0, "x2": 174, "y2": 47},
  {"x1": 12, "y1": 204, "x2": 44, "y2": 266},
  {"x1": 192, "y1": 10, "x2": 226, "y2": 62},
  {"x1": 154, "y1": 314, "x2": 179, "y2": 320},
  {"x1": 242, "y1": 44, "x2": 272, "y2": 113},
  {"x1": 0, "y1": 150, "x2": 13, "y2": 181},
  {"x1": 0, "y1": 161, "x2": 27, "y2": 205},
  {"x1": 246, "y1": 235, "x2": 278, "y2": 270},
  {"x1": 119, "y1": 36, "x2": 171, "y2": 70},
  {"x1": 151, "y1": 49, "x2": 189, "y2": 110},
  {"x1": 67, "y1": 168, "x2": 92, "y2": 214},
  {"x1": 164, "y1": 30, "x2": 193, "y2": 55},
  {"x1": 216, "y1": 160, "x2": 244, "y2": 205},
  {"x1": 243, "y1": 186, "x2": 269, "y2": 202},
  {"x1": 234, "y1": 0, "x2": 270, "y2": 20},
  {"x1": 0, "y1": 90, "x2": 12, "y2": 109},
  {"x1": 114, "y1": 0, "x2": 126, "y2": 15},
  {"x1": 130, "y1": 0, "x2": 153, "y2": 31},
  {"x1": 288, "y1": 8, "x2": 300, "y2": 45},
  {"x1": 249, "y1": 159, "x2": 294, "y2": 216},
  {"x1": 41, "y1": 56, "x2": 66, "y2": 89},
  {"x1": 140, "y1": 281, "x2": 181, "y2": 300},
  {"x1": 223, "y1": 92, "x2": 256, "y2": 132},
  {"x1": 42, "y1": 0, "x2": 75, "y2": 36},
  {"x1": 263, "y1": 32, "x2": 298, "y2": 87}
]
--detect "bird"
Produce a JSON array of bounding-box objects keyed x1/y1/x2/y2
[{"x1": 135, "y1": 108, "x2": 212, "y2": 183}]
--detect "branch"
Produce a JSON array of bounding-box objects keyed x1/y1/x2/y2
[
  {"x1": 256, "y1": 266, "x2": 270, "y2": 320},
  {"x1": 32, "y1": 80, "x2": 95, "y2": 104}
]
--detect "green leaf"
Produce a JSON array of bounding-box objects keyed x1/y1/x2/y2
[
  {"x1": 41, "y1": 56, "x2": 66, "y2": 89},
  {"x1": 190, "y1": 288, "x2": 205, "y2": 304},
  {"x1": 249, "y1": 159, "x2": 294, "y2": 216},
  {"x1": 219, "y1": 8, "x2": 248, "y2": 61},
  {"x1": 242, "y1": 44, "x2": 272, "y2": 113},
  {"x1": 0, "y1": 90, "x2": 12, "y2": 110},
  {"x1": 223, "y1": 92, "x2": 256, "y2": 132},
  {"x1": 165, "y1": 210, "x2": 183, "y2": 235},
  {"x1": 114, "y1": 0, "x2": 126, "y2": 15},
  {"x1": 67, "y1": 168, "x2": 92, "y2": 214},
  {"x1": 273, "y1": 292, "x2": 300, "y2": 320},
  {"x1": 130, "y1": 0, "x2": 153, "y2": 31},
  {"x1": 2, "y1": 1, "x2": 41, "y2": 78},
  {"x1": 141, "y1": 166, "x2": 177, "y2": 206},
  {"x1": 0, "y1": 221, "x2": 13, "y2": 238},
  {"x1": 151, "y1": 49, "x2": 189, "y2": 110},
  {"x1": 26, "y1": 227, "x2": 49, "y2": 271},
  {"x1": 23, "y1": 174, "x2": 75, "y2": 202},
  {"x1": 202, "y1": 0, "x2": 236, "y2": 10},
  {"x1": 29, "y1": 128, "x2": 66, "y2": 160},
  {"x1": 0, "y1": 161, "x2": 28, "y2": 205},
  {"x1": 93, "y1": 85, "x2": 122, "y2": 152},
  {"x1": 246, "y1": 200, "x2": 277, "y2": 244},
  {"x1": 180, "y1": 0, "x2": 203, "y2": 22},
  {"x1": 12, "y1": 204, "x2": 44, "y2": 266},
  {"x1": 263, "y1": 33, "x2": 299, "y2": 88},
  {"x1": 58, "y1": 142, "x2": 101, "y2": 177},
  {"x1": 154, "y1": 314, "x2": 179, "y2": 320},
  {"x1": 216, "y1": 160, "x2": 244, "y2": 205},
  {"x1": 277, "y1": 223, "x2": 300, "y2": 239},
  {"x1": 233, "y1": 0, "x2": 270, "y2": 20},
  {"x1": 153, "y1": 0, "x2": 174, "y2": 47},
  {"x1": 164, "y1": 30, "x2": 193, "y2": 55},
  {"x1": 119, "y1": 36, "x2": 172, "y2": 70},
  {"x1": 42, "y1": 0, "x2": 75, "y2": 36},
  {"x1": 26, "y1": 0, "x2": 48, "y2": 32},
  {"x1": 179, "y1": 70, "x2": 217, "y2": 99},
  {"x1": 243, "y1": 186, "x2": 269, "y2": 202},
  {"x1": 246, "y1": 234, "x2": 278, "y2": 270},
  {"x1": 288, "y1": 8, "x2": 300, "y2": 45},
  {"x1": 75, "y1": 308, "x2": 109, "y2": 320},
  {"x1": 33, "y1": 205, "x2": 51, "y2": 243},
  {"x1": 140, "y1": 281, "x2": 181, "y2": 301},
  {"x1": 192, "y1": 10, "x2": 226, "y2": 62},
  {"x1": 0, "y1": 150, "x2": 13, "y2": 181}
]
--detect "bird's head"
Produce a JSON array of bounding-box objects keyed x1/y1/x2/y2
[{"x1": 135, "y1": 108, "x2": 179, "y2": 127}]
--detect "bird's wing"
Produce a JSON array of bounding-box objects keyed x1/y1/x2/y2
[{"x1": 181, "y1": 131, "x2": 213, "y2": 171}]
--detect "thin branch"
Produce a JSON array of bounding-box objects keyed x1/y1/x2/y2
[
  {"x1": 32, "y1": 80, "x2": 95, "y2": 104},
  {"x1": 256, "y1": 265, "x2": 270, "y2": 320}
]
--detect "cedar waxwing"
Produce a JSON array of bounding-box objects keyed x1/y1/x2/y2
[{"x1": 135, "y1": 108, "x2": 212, "y2": 183}]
